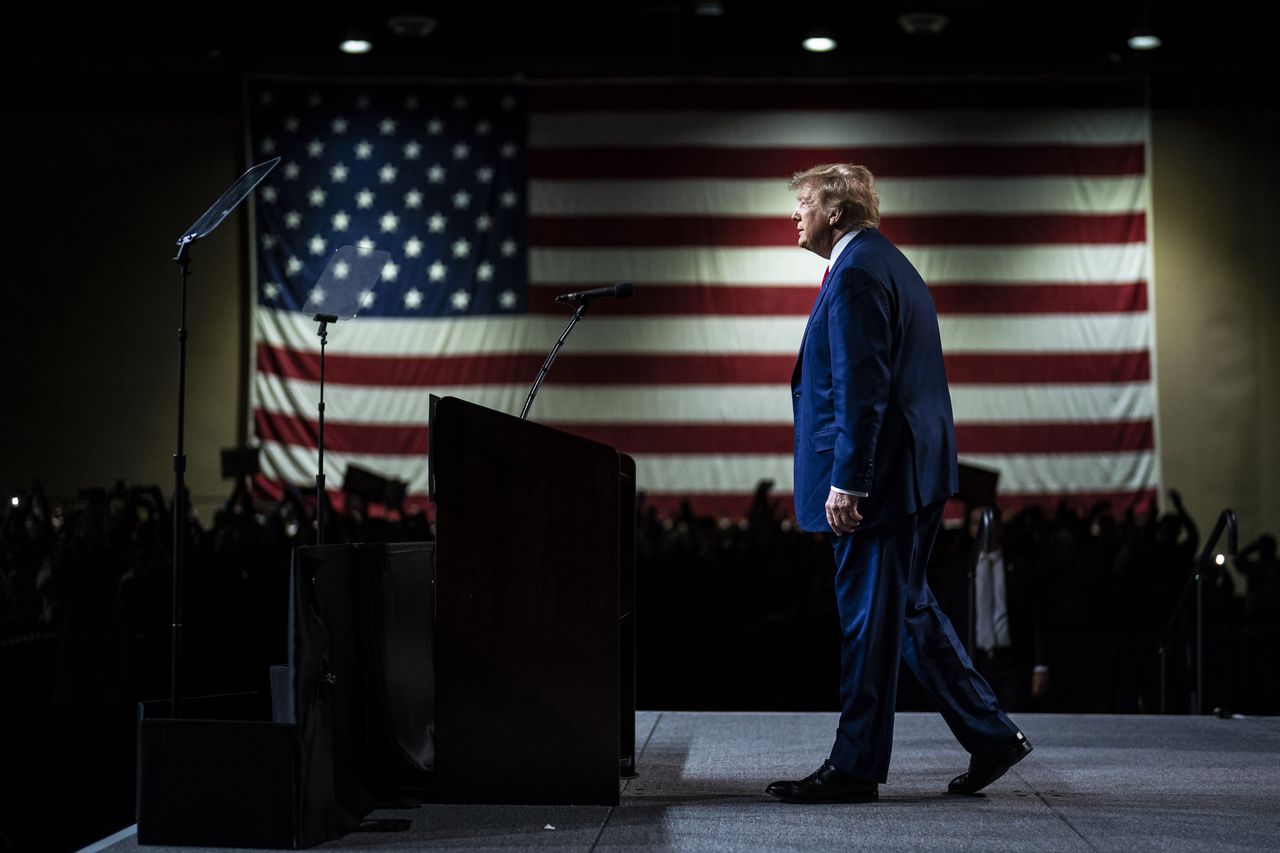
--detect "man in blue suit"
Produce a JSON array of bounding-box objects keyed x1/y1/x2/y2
[{"x1": 766, "y1": 164, "x2": 1031, "y2": 804}]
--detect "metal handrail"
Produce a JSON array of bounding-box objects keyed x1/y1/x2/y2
[{"x1": 1157, "y1": 508, "x2": 1238, "y2": 714}]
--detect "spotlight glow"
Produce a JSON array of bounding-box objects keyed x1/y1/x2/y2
[
  {"x1": 803, "y1": 36, "x2": 837, "y2": 53},
  {"x1": 340, "y1": 39, "x2": 373, "y2": 55},
  {"x1": 1128, "y1": 33, "x2": 1162, "y2": 50},
  {"x1": 9, "y1": 496, "x2": 18, "y2": 507},
  {"x1": 1215, "y1": 553, "x2": 1226, "y2": 566}
]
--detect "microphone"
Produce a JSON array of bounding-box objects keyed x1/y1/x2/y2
[{"x1": 555, "y1": 282, "x2": 634, "y2": 304}]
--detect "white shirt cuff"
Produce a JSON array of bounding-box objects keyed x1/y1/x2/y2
[{"x1": 831, "y1": 486, "x2": 868, "y2": 497}]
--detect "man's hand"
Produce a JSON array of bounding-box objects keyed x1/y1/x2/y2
[
  {"x1": 826, "y1": 489, "x2": 863, "y2": 535},
  {"x1": 1031, "y1": 670, "x2": 1050, "y2": 700}
]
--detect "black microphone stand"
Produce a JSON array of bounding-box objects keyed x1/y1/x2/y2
[
  {"x1": 169, "y1": 235, "x2": 195, "y2": 718},
  {"x1": 521, "y1": 299, "x2": 591, "y2": 420},
  {"x1": 314, "y1": 313, "x2": 338, "y2": 545}
]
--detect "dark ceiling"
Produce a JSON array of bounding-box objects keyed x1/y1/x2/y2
[{"x1": 8, "y1": 2, "x2": 1276, "y2": 112}]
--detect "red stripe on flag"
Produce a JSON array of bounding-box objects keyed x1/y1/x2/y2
[
  {"x1": 945, "y1": 351, "x2": 1150, "y2": 384},
  {"x1": 531, "y1": 145, "x2": 1146, "y2": 178},
  {"x1": 530, "y1": 81, "x2": 1147, "y2": 111},
  {"x1": 529, "y1": 282, "x2": 1148, "y2": 316},
  {"x1": 528, "y1": 284, "x2": 818, "y2": 315},
  {"x1": 529, "y1": 214, "x2": 1146, "y2": 247},
  {"x1": 258, "y1": 409, "x2": 1153, "y2": 457},
  {"x1": 256, "y1": 409, "x2": 428, "y2": 455},
  {"x1": 257, "y1": 344, "x2": 1150, "y2": 387},
  {"x1": 928, "y1": 282, "x2": 1148, "y2": 314},
  {"x1": 956, "y1": 421, "x2": 1154, "y2": 454}
]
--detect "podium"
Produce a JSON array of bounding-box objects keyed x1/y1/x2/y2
[{"x1": 430, "y1": 395, "x2": 637, "y2": 806}]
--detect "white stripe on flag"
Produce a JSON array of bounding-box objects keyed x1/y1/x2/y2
[
  {"x1": 255, "y1": 374, "x2": 1156, "y2": 426},
  {"x1": 259, "y1": 441, "x2": 1156, "y2": 498},
  {"x1": 959, "y1": 451, "x2": 1159, "y2": 493},
  {"x1": 530, "y1": 177, "x2": 1147, "y2": 217},
  {"x1": 530, "y1": 245, "x2": 1150, "y2": 285}
]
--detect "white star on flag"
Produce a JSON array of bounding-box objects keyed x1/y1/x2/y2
[
  {"x1": 428, "y1": 164, "x2": 446, "y2": 183},
  {"x1": 379, "y1": 118, "x2": 397, "y2": 135},
  {"x1": 262, "y1": 281, "x2": 280, "y2": 300},
  {"x1": 403, "y1": 140, "x2": 422, "y2": 159},
  {"x1": 309, "y1": 285, "x2": 326, "y2": 304},
  {"x1": 330, "y1": 163, "x2": 349, "y2": 182},
  {"x1": 452, "y1": 94, "x2": 468, "y2": 110},
  {"x1": 356, "y1": 140, "x2": 373, "y2": 160},
  {"x1": 306, "y1": 139, "x2": 324, "y2": 158},
  {"x1": 284, "y1": 161, "x2": 301, "y2": 179},
  {"x1": 356, "y1": 238, "x2": 376, "y2": 256},
  {"x1": 331, "y1": 210, "x2": 350, "y2": 231},
  {"x1": 404, "y1": 237, "x2": 423, "y2": 258},
  {"x1": 452, "y1": 189, "x2": 471, "y2": 209},
  {"x1": 452, "y1": 238, "x2": 471, "y2": 258},
  {"x1": 403, "y1": 287, "x2": 423, "y2": 309},
  {"x1": 262, "y1": 233, "x2": 278, "y2": 249},
  {"x1": 356, "y1": 94, "x2": 371, "y2": 109},
  {"x1": 500, "y1": 94, "x2": 516, "y2": 109},
  {"x1": 359, "y1": 289, "x2": 376, "y2": 308},
  {"x1": 500, "y1": 190, "x2": 518, "y2": 208},
  {"x1": 476, "y1": 261, "x2": 494, "y2": 281},
  {"x1": 331, "y1": 117, "x2": 348, "y2": 134},
  {"x1": 475, "y1": 120, "x2": 491, "y2": 136},
  {"x1": 450, "y1": 289, "x2": 471, "y2": 310},
  {"x1": 286, "y1": 256, "x2": 303, "y2": 276},
  {"x1": 476, "y1": 214, "x2": 492, "y2": 231},
  {"x1": 308, "y1": 234, "x2": 327, "y2": 255},
  {"x1": 284, "y1": 116, "x2": 300, "y2": 132},
  {"x1": 428, "y1": 261, "x2": 447, "y2": 281},
  {"x1": 284, "y1": 210, "x2": 302, "y2": 229},
  {"x1": 501, "y1": 238, "x2": 518, "y2": 257},
  {"x1": 427, "y1": 118, "x2": 443, "y2": 135},
  {"x1": 380, "y1": 211, "x2": 399, "y2": 232},
  {"x1": 332, "y1": 260, "x2": 350, "y2": 280},
  {"x1": 404, "y1": 95, "x2": 420, "y2": 110},
  {"x1": 476, "y1": 166, "x2": 494, "y2": 183},
  {"x1": 307, "y1": 93, "x2": 322, "y2": 107},
  {"x1": 452, "y1": 142, "x2": 470, "y2": 160},
  {"x1": 498, "y1": 288, "x2": 517, "y2": 309},
  {"x1": 261, "y1": 137, "x2": 276, "y2": 154},
  {"x1": 356, "y1": 189, "x2": 375, "y2": 208},
  {"x1": 381, "y1": 261, "x2": 399, "y2": 282},
  {"x1": 404, "y1": 189, "x2": 423, "y2": 208},
  {"x1": 378, "y1": 164, "x2": 398, "y2": 183},
  {"x1": 308, "y1": 187, "x2": 327, "y2": 207},
  {"x1": 500, "y1": 142, "x2": 517, "y2": 159},
  {"x1": 260, "y1": 186, "x2": 278, "y2": 203},
  {"x1": 428, "y1": 213, "x2": 447, "y2": 233}
]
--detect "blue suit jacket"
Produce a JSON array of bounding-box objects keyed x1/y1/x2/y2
[{"x1": 791, "y1": 228, "x2": 959, "y2": 532}]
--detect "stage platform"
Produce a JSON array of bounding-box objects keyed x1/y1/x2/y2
[{"x1": 93, "y1": 711, "x2": 1280, "y2": 852}]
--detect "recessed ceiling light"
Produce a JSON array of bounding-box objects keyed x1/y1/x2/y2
[
  {"x1": 803, "y1": 33, "x2": 837, "y2": 53},
  {"x1": 340, "y1": 37, "x2": 373, "y2": 55},
  {"x1": 1128, "y1": 32, "x2": 1162, "y2": 50}
]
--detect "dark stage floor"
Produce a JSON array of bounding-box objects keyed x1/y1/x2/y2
[{"x1": 91, "y1": 711, "x2": 1280, "y2": 852}]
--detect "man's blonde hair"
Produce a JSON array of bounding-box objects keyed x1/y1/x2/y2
[{"x1": 788, "y1": 163, "x2": 880, "y2": 229}]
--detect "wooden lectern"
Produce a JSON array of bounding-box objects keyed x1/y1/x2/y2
[{"x1": 430, "y1": 396, "x2": 636, "y2": 806}]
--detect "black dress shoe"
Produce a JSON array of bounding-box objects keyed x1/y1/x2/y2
[
  {"x1": 766, "y1": 760, "x2": 879, "y2": 804},
  {"x1": 948, "y1": 731, "x2": 1033, "y2": 794}
]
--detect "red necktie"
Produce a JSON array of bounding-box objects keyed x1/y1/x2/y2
[{"x1": 821, "y1": 266, "x2": 830, "y2": 288}]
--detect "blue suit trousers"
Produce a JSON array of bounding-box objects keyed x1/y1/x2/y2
[{"x1": 829, "y1": 500, "x2": 1018, "y2": 782}]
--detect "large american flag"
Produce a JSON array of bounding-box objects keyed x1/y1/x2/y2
[{"x1": 246, "y1": 78, "x2": 1158, "y2": 518}]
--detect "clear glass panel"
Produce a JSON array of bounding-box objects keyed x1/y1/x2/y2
[
  {"x1": 302, "y1": 244, "x2": 392, "y2": 321},
  {"x1": 176, "y1": 157, "x2": 281, "y2": 245}
]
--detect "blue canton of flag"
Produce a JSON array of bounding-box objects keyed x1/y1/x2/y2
[{"x1": 247, "y1": 80, "x2": 528, "y2": 316}]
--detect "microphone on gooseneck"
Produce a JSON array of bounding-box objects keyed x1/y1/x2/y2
[{"x1": 554, "y1": 281, "x2": 634, "y2": 304}]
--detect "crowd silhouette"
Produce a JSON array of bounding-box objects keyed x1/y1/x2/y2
[{"x1": 1, "y1": 476, "x2": 1278, "y2": 851}]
